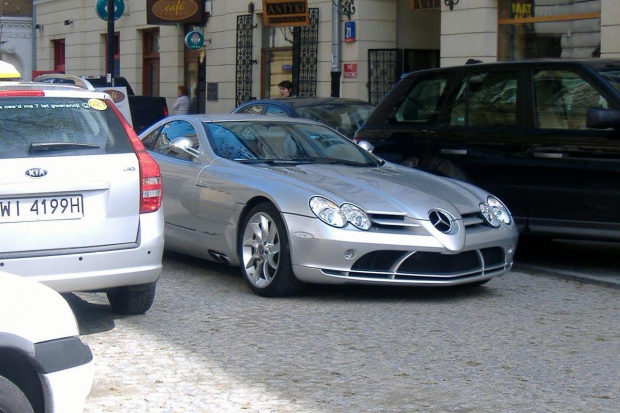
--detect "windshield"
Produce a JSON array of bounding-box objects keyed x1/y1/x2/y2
[
  {"x1": 0, "y1": 97, "x2": 132, "y2": 158},
  {"x1": 597, "y1": 64, "x2": 620, "y2": 93},
  {"x1": 202, "y1": 120, "x2": 380, "y2": 166},
  {"x1": 294, "y1": 101, "x2": 374, "y2": 139}
]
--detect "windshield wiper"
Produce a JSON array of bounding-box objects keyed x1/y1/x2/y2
[
  {"x1": 236, "y1": 158, "x2": 302, "y2": 165},
  {"x1": 29, "y1": 142, "x2": 101, "y2": 154},
  {"x1": 292, "y1": 157, "x2": 370, "y2": 166}
]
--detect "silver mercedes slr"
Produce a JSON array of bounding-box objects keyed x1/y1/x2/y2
[{"x1": 140, "y1": 114, "x2": 519, "y2": 297}]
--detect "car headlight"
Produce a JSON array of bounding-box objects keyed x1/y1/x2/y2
[
  {"x1": 310, "y1": 196, "x2": 371, "y2": 230},
  {"x1": 480, "y1": 195, "x2": 512, "y2": 227}
]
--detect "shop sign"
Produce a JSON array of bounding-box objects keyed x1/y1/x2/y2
[
  {"x1": 510, "y1": 0, "x2": 534, "y2": 18},
  {"x1": 344, "y1": 63, "x2": 357, "y2": 79},
  {"x1": 262, "y1": 0, "x2": 309, "y2": 27},
  {"x1": 344, "y1": 21, "x2": 356, "y2": 43},
  {"x1": 185, "y1": 31, "x2": 204, "y2": 49},
  {"x1": 409, "y1": 0, "x2": 440, "y2": 11},
  {"x1": 146, "y1": 0, "x2": 205, "y2": 25}
]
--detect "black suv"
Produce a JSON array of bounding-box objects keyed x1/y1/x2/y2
[{"x1": 355, "y1": 59, "x2": 620, "y2": 241}]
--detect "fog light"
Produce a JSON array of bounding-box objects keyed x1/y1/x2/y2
[{"x1": 344, "y1": 249, "x2": 356, "y2": 260}]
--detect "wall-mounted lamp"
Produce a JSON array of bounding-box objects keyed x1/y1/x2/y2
[
  {"x1": 35, "y1": 24, "x2": 43, "y2": 30},
  {"x1": 64, "y1": 20, "x2": 73, "y2": 26},
  {"x1": 332, "y1": 0, "x2": 356, "y2": 21},
  {"x1": 248, "y1": 2, "x2": 254, "y2": 14},
  {"x1": 444, "y1": 0, "x2": 460, "y2": 10}
]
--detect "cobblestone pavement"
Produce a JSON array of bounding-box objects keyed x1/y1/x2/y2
[{"x1": 68, "y1": 252, "x2": 619, "y2": 413}]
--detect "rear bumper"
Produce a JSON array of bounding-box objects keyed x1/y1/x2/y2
[{"x1": 0, "y1": 211, "x2": 164, "y2": 293}]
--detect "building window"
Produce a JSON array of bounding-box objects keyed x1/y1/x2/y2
[
  {"x1": 498, "y1": 0, "x2": 601, "y2": 61},
  {"x1": 53, "y1": 39, "x2": 65, "y2": 72},
  {"x1": 142, "y1": 30, "x2": 160, "y2": 96}
]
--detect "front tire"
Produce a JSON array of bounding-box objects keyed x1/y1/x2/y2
[
  {"x1": 0, "y1": 375, "x2": 34, "y2": 413},
  {"x1": 107, "y1": 282, "x2": 157, "y2": 315},
  {"x1": 239, "y1": 203, "x2": 304, "y2": 297}
]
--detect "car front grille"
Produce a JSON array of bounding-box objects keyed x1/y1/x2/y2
[{"x1": 322, "y1": 247, "x2": 508, "y2": 283}]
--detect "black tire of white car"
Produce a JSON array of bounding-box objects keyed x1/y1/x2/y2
[
  {"x1": 106, "y1": 282, "x2": 157, "y2": 315},
  {"x1": 239, "y1": 203, "x2": 305, "y2": 297},
  {"x1": 0, "y1": 375, "x2": 34, "y2": 413}
]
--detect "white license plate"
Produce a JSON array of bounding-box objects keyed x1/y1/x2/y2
[{"x1": 0, "y1": 195, "x2": 84, "y2": 223}]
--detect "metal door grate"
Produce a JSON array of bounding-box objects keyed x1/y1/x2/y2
[
  {"x1": 236, "y1": 15, "x2": 254, "y2": 106},
  {"x1": 292, "y1": 8, "x2": 319, "y2": 97},
  {"x1": 368, "y1": 49, "x2": 403, "y2": 105}
]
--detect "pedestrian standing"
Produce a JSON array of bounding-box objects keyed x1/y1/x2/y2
[{"x1": 173, "y1": 85, "x2": 191, "y2": 115}]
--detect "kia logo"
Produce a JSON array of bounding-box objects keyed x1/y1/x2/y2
[
  {"x1": 429, "y1": 210, "x2": 454, "y2": 234},
  {"x1": 25, "y1": 168, "x2": 47, "y2": 178}
]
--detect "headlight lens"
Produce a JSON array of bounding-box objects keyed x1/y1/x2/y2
[
  {"x1": 310, "y1": 196, "x2": 370, "y2": 230},
  {"x1": 480, "y1": 195, "x2": 512, "y2": 227}
]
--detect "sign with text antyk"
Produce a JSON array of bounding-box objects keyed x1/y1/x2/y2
[
  {"x1": 146, "y1": 0, "x2": 205, "y2": 25},
  {"x1": 262, "y1": 0, "x2": 309, "y2": 27},
  {"x1": 409, "y1": 0, "x2": 440, "y2": 11}
]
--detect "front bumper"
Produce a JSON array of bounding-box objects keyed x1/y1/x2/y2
[{"x1": 285, "y1": 213, "x2": 519, "y2": 286}]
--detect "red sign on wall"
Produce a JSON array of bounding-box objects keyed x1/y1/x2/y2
[{"x1": 344, "y1": 63, "x2": 357, "y2": 79}]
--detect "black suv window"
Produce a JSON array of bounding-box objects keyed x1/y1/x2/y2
[
  {"x1": 534, "y1": 69, "x2": 609, "y2": 130},
  {"x1": 394, "y1": 76, "x2": 448, "y2": 124},
  {"x1": 443, "y1": 71, "x2": 518, "y2": 128}
]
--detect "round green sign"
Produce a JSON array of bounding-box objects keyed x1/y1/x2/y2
[
  {"x1": 96, "y1": 0, "x2": 124, "y2": 21},
  {"x1": 185, "y1": 31, "x2": 205, "y2": 50}
]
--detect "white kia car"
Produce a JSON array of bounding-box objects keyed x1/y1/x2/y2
[
  {"x1": 0, "y1": 271, "x2": 94, "y2": 413},
  {"x1": 0, "y1": 82, "x2": 164, "y2": 314}
]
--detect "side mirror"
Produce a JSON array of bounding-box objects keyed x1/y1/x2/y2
[
  {"x1": 169, "y1": 137, "x2": 200, "y2": 158},
  {"x1": 357, "y1": 140, "x2": 374, "y2": 153},
  {"x1": 586, "y1": 107, "x2": 620, "y2": 130}
]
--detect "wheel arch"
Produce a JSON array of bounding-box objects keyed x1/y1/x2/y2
[
  {"x1": 236, "y1": 196, "x2": 287, "y2": 258},
  {"x1": 0, "y1": 347, "x2": 45, "y2": 413}
]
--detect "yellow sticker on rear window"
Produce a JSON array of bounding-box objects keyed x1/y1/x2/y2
[{"x1": 88, "y1": 99, "x2": 107, "y2": 111}]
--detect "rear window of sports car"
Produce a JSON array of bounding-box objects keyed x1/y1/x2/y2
[{"x1": 0, "y1": 97, "x2": 132, "y2": 158}]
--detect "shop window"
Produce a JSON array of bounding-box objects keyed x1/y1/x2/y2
[
  {"x1": 102, "y1": 33, "x2": 120, "y2": 76},
  {"x1": 142, "y1": 30, "x2": 160, "y2": 96},
  {"x1": 498, "y1": 0, "x2": 601, "y2": 61}
]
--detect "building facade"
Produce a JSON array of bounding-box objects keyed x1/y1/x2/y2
[
  {"x1": 31, "y1": 0, "x2": 620, "y2": 113},
  {"x1": 1, "y1": 0, "x2": 34, "y2": 79}
]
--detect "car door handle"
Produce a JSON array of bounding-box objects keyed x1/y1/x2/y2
[
  {"x1": 534, "y1": 152, "x2": 563, "y2": 159},
  {"x1": 440, "y1": 149, "x2": 468, "y2": 156}
]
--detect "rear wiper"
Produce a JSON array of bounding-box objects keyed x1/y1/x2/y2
[{"x1": 29, "y1": 142, "x2": 101, "y2": 153}]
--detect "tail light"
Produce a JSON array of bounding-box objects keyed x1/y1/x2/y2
[
  {"x1": 109, "y1": 100, "x2": 163, "y2": 213},
  {"x1": 163, "y1": 106, "x2": 169, "y2": 117}
]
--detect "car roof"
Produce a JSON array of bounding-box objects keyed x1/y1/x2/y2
[
  {"x1": 31, "y1": 74, "x2": 96, "y2": 90},
  {"x1": 0, "y1": 81, "x2": 110, "y2": 98},
  {"x1": 402, "y1": 58, "x2": 620, "y2": 78},
  {"x1": 161, "y1": 113, "x2": 329, "y2": 126},
  {"x1": 238, "y1": 97, "x2": 374, "y2": 107}
]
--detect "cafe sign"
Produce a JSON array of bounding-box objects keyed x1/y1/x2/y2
[
  {"x1": 262, "y1": 0, "x2": 309, "y2": 27},
  {"x1": 147, "y1": 0, "x2": 205, "y2": 25}
]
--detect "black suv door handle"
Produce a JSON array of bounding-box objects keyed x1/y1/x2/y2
[
  {"x1": 534, "y1": 152, "x2": 563, "y2": 159},
  {"x1": 440, "y1": 149, "x2": 468, "y2": 156}
]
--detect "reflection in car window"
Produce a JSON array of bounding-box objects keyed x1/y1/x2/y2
[
  {"x1": 238, "y1": 105, "x2": 263, "y2": 115},
  {"x1": 534, "y1": 69, "x2": 608, "y2": 130},
  {"x1": 468, "y1": 71, "x2": 517, "y2": 127},
  {"x1": 0, "y1": 97, "x2": 131, "y2": 158},
  {"x1": 153, "y1": 120, "x2": 200, "y2": 161},
  {"x1": 265, "y1": 106, "x2": 287, "y2": 116},
  {"x1": 599, "y1": 67, "x2": 620, "y2": 93},
  {"x1": 203, "y1": 121, "x2": 377, "y2": 165},
  {"x1": 295, "y1": 103, "x2": 375, "y2": 138},
  {"x1": 394, "y1": 76, "x2": 448, "y2": 124}
]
